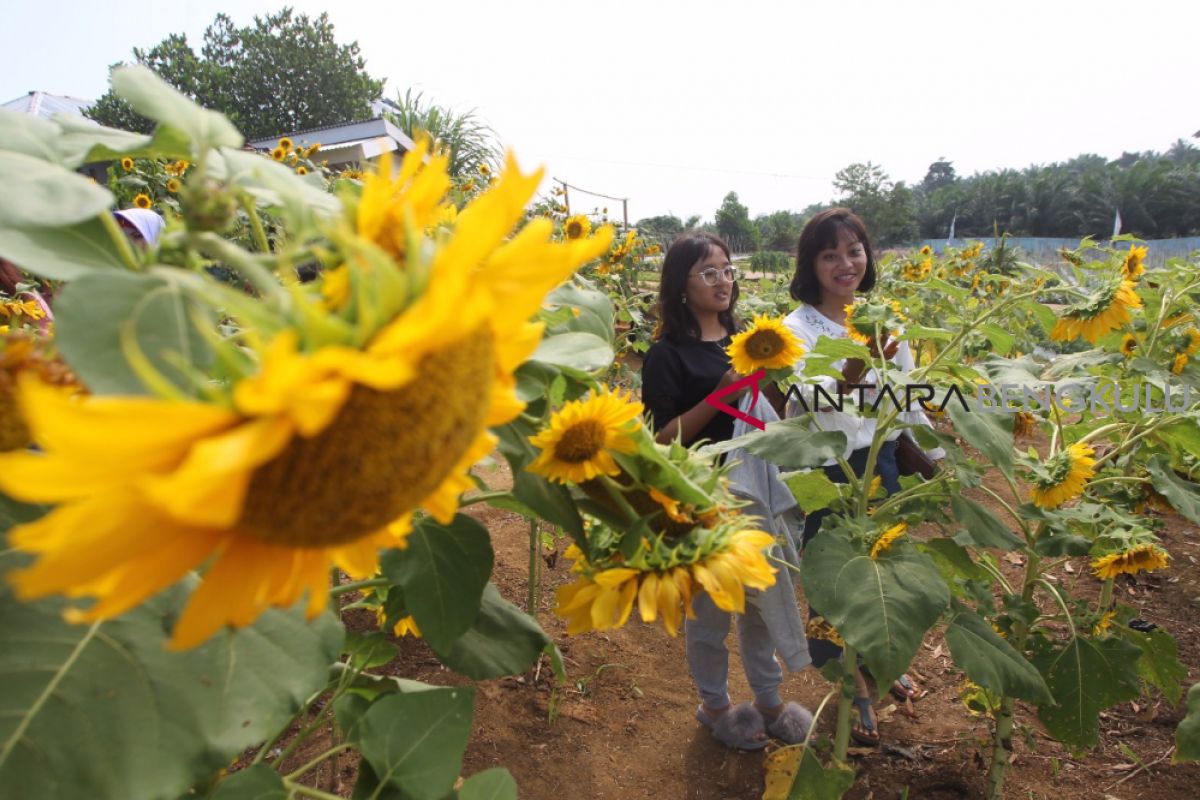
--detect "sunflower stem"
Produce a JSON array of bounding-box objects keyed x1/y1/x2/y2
[
  {"x1": 284, "y1": 743, "x2": 352, "y2": 782},
  {"x1": 526, "y1": 517, "x2": 541, "y2": 616},
  {"x1": 281, "y1": 779, "x2": 344, "y2": 800},
  {"x1": 273, "y1": 703, "x2": 333, "y2": 771},
  {"x1": 100, "y1": 210, "x2": 143, "y2": 271},
  {"x1": 329, "y1": 577, "x2": 389, "y2": 598},
  {"x1": 833, "y1": 643, "x2": 858, "y2": 762},
  {"x1": 1098, "y1": 578, "x2": 1115, "y2": 614},
  {"x1": 241, "y1": 196, "x2": 271, "y2": 253}
]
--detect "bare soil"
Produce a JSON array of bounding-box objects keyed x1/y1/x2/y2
[{"x1": 276, "y1": 436, "x2": 1200, "y2": 800}]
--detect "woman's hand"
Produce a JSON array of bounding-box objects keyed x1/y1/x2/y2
[
  {"x1": 716, "y1": 368, "x2": 753, "y2": 401},
  {"x1": 842, "y1": 334, "x2": 899, "y2": 385}
]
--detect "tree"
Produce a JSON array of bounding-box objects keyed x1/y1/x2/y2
[
  {"x1": 382, "y1": 90, "x2": 501, "y2": 178},
  {"x1": 634, "y1": 214, "x2": 684, "y2": 245},
  {"x1": 714, "y1": 192, "x2": 757, "y2": 252},
  {"x1": 754, "y1": 210, "x2": 803, "y2": 252},
  {"x1": 86, "y1": 8, "x2": 384, "y2": 140},
  {"x1": 921, "y1": 158, "x2": 957, "y2": 192}
]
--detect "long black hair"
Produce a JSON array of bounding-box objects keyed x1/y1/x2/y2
[
  {"x1": 655, "y1": 232, "x2": 740, "y2": 341},
  {"x1": 789, "y1": 208, "x2": 877, "y2": 305}
]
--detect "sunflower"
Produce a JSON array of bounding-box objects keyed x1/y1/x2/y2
[
  {"x1": 1092, "y1": 611, "x2": 1116, "y2": 636},
  {"x1": 649, "y1": 487, "x2": 690, "y2": 523},
  {"x1": 1030, "y1": 442, "x2": 1096, "y2": 509},
  {"x1": 1050, "y1": 278, "x2": 1142, "y2": 344},
  {"x1": 132, "y1": 194, "x2": 152, "y2": 210},
  {"x1": 1171, "y1": 354, "x2": 1188, "y2": 375},
  {"x1": 1122, "y1": 245, "x2": 1147, "y2": 281},
  {"x1": 563, "y1": 214, "x2": 591, "y2": 240},
  {"x1": 355, "y1": 142, "x2": 453, "y2": 263},
  {"x1": 526, "y1": 387, "x2": 643, "y2": 484},
  {"x1": 1090, "y1": 544, "x2": 1169, "y2": 579},
  {"x1": 556, "y1": 530, "x2": 775, "y2": 636},
  {"x1": 166, "y1": 178, "x2": 181, "y2": 193},
  {"x1": 1119, "y1": 334, "x2": 1137, "y2": 357},
  {"x1": 278, "y1": 137, "x2": 293, "y2": 151},
  {"x1": 297, "y1": 166, "x2": 308, "y2": 176},
  {"x1": 919, "y1": 245, "x2": 932, "y2": 256},
  {"x1": 1185, "y1": 328, "x2": 1200, "y2": 357},
  {"x1": 305, "y1": 143, "x2": 321, "y2": 156},
  {"x1": 805, "y1": 615, "x2": 845, "y2": 646},
  {"x1": 120, "y1": 157, "x2": 135, "y2": 171},
  {"x1": 0, "y1": 148, "x2": 613, "y2": 650},
  {"x1": 1012, "y1": 411, "x2": 1037, "y2": 438},
  {"x1": 843, "y1": 303, "x2": 871, "y2": 345},
  {"x1": 271, "y1": 146, "x2": 287, "y2": 162},
  {"x1": 726, "y1": 315, "x2": 805, "y2": 375},
  {"x1": 869, "y1": 522, "x2": 907, "y2": 559},
  {"x1": 479, "y1": 164, "x2": 491, "y2": 176}
]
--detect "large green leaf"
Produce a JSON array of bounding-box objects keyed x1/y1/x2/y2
[
  {"x1": 0, "y1": 556, "x2": 342, "y2": 800},
  {"x1": 1115, "y1": 625, "x2": 1187, "y2": 705},
  {"x1": 356, "y1": 688, "x2": 475, "y2": 800},
  {"x1": 530, "y1": 331, "x2": 613, "y2": 375},
  {"x1": 787, "y1": 748, "x2": 855, "y2": 800},
  {"x1": 1033, "y1": 635, "x2": 1142, "y2": 750},
  {"x1": 433, "y1": 583, "x2": 558, "y2": 680},
  {"x1": 809, "y1": 335, "x2": 871, "y2": 361},
  {"x1": 210, "y1": 765, "x2": 288, "y2": 800},
  {"x1": 214, "y1": 148, "x2": 340, "y2": 229},
  {"x1": 945, "y1": 603, "x2": 1052, "y2": 704},
  {"x1": 0, "y1": 109, "x2": 63, "y2": 162},
  {"x1": 801, "y1": 526, "x2": 949, "y2": 688},
  {"x1": 0, "y1": 217, "x2": 128, "y2": 280},
  {"x1": 379, "y1": 514, "x2": 494, "y2": 653},
  {"x1": 54, "y1": 271, "x2": 212, "y2": 395},
  {"x1": 112, "y1": 65, "x2": 243, "y2": 151},
  {"x1": 784, "y1": 469, "x2": 842, "y2": 513},
  {"x1": 1156, "y1": 420, "x2": 1200, "y2": 460},
  {"x1": 0, "y1": 151, "x2": 113, "y2": 228},
  {"x1": 544, "y1": 283, "x2": 613, "y2": 342},
  {"x1": 949, "y1": 494, "x2": 1024, "y2": 550},
  {"x1": 1145, "y1": 455, "x2": 1200, "y2": 526},
  {"x1": 946, "y1": 404, "x2": 1014, "y2": 477},
  {"x1": 458, "y1": 768, "x2": 518, "y2": 800},
  {"x1": 510, "y1": 469, "x2": 584, "y2": 541},
  {"x1": 702, "y1": 420, "x2": 847, "y2": 471},
  {"x1": 1176, "y1": 683, "x2": 1200, "y2": 762},
  {"x1": 54, "y1": 116, "x2": 193, "y2": 167}
]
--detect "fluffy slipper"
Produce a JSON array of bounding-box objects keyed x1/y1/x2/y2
[
  {"x1": 850, "y1": 696, "x2": 880, "y2": 747},
  {"x1": 889, "y1": 674, "x2": 922, "y2": 703},
  {"x1": 696, "y1": 703, "x2": 769, "y2": 751},
  {"x1": 761, "y1": 702, "x2": 814, "y2": 745}
]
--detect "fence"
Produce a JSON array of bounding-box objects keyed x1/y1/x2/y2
[{"x1": 915, "y1": 237, "x2": 1200, "y2": 268}]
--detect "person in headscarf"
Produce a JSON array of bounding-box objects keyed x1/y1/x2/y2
[{"x1": 112, "y1": 208, "x2": 165, "y2": 246}]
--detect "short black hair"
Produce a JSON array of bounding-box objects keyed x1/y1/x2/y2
[{"x1": 790, "y1": 208, "x2": 876, "y2": 305}]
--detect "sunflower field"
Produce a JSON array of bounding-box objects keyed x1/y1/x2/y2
[{"x1": 2, "y1": 64, "x2": 1200, "y2": 800}]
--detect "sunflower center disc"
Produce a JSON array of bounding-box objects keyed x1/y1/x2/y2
[
  {"x1": 555, "y1": 420, "x2": 608, "y2": 463},
  {"x1": 747, "y1": 331, "x2": 782, "y2": 360},
  {"x1": 239, "y1": 329, "x2": 495, "y2": 547}
]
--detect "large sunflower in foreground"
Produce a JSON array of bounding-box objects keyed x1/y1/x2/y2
[
  {"x1": 726, "y1": 314, "x2": 805, "y2": 376},
  {"x1": 1050, "y1": 277, "x2": 1142, "y2": 344},
  {"x1": 1030, "y1": 442, "x2": 1096, "y2": 509},
  {"x1": 0, "y1": 148, "x2": 612, "y2": 650}
]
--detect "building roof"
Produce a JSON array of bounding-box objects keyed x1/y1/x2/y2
[
  {"x1": 247, "y1": 116, "x2": 415, "y2": 155},
  {"x1": 2, "y1": 91, "x2": 92, "y2": 119}
]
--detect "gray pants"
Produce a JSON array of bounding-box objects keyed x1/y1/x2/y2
[{"x1": 685, "y1": 590, "x2": 785, "y2": 711}]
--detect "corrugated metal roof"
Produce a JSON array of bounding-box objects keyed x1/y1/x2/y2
[{"x1": 1, "y1": 91, "x2": 92, "y2": 119}]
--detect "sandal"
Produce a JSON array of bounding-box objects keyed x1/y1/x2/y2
[
  {"x1": 889, "y1": 674, "x2": 922, "y2": 703},
  {"x1": 850, "y1": 696, "x2": 880, "y2": 747},
  {"x1": 696, "y1": 703, "x2": 770, "y2": 751},
  {"x1": 758, "y1": 701, "x2": 814, "y2": 745}
]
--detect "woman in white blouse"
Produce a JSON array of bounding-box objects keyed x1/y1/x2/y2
[{"x1": 781, "y1": 208, "x2": 926, "y2": 744}]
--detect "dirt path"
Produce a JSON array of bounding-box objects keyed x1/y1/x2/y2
[{"x1": 373, "y1": 446, "x2": 1200, "y2": 800}]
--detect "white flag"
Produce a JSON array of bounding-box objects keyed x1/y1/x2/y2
[
  {"x1": 948, "y1": 213, "x2": 957, "y2": 242},
  {"x1": 1112, "y1": 209, "x2": 1122, "y2": 238}
]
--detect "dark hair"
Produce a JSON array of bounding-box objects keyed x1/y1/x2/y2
[
  {"x1": 654, "y1": 232, "x2": 739, "y2": 341},
  {"x1": 789, "y1": 208, "x2": 876, "y2": 305}
]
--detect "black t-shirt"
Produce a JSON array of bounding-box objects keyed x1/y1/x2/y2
[{"x1": 641, "y1": 334, "x2": 735, "y2": 447}]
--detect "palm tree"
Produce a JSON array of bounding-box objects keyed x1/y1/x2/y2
[{"x1": 382, "y1": 89, "x2": 502, "y2": 179}]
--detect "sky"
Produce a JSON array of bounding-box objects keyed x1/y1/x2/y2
[{"x1": 4, "y1": 0, "x2": 1198, "y2": 224}]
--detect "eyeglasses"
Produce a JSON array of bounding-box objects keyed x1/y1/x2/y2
[{"x1": 689, "y1": 266, "x2": 739, "y2": 286}]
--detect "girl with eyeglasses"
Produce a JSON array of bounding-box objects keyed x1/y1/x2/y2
[{"x1": 642, "y1": 232, "x2": 812, "y2": 751}]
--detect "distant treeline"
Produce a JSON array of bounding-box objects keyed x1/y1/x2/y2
[{"x1": 637, "y1": 139, "x2": 1200, "y2": 250}]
